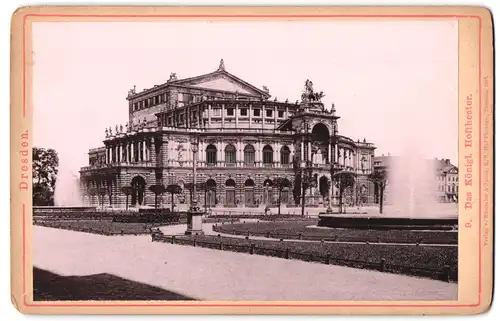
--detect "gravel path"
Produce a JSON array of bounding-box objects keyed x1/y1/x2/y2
[{"x1": 33, "y1": 225, "x2": 457, "y2": 301}]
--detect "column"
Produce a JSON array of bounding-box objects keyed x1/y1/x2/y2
[
  {"x1": 218, "y1": 141, "x2": 223, "y2": 166},
  {"x1": 221, "y1": 104, "x2": 225, "y2": 128},
  {"x1": 334, "y1": 144, "x2": 338, "y2": 164},
  {"x1": 131, "y1": 141, "x2": 135, "y2": 162},
  {"x1": 237, "y1": 141, "x2": 242, "y2": 166},
  {"x1": 301, "y1": 140, "x2": 304, "y2": 162},
  {"x1": 145, "y1": 139, "x2": 149, "y2": 161},
  {"x1": 114, "y1": 145, "x2": 118, "y2": 163},
  {"x1": 273, "y1": 142, "x2": 279, "y2": 164},
  {"x1": 327, "y1": 142, "x2": 331, "y2": 163},
  {"x1": 105, "y1": 147, "x2": 109, "y2": 164},
  {"x1": 142, "y1": 139, "x2": 146, "y2": 161},
  {"x1": 274, "y1": 105, "x2": 277, "y2": 128},
  {"x1": 235, "y1": 104, "x2": 239, "y2": 128},
  {"x1": 256, "y1": 141, "x2": 261, "y2": 166},
  {"x1": 199, "y1": 142, "x2": 204, "y2": 166},
  {"x1": 307, "y1": 142, "x2": 312, "y2": 162},
  {"x1": 208, "y1": 104, "x2": 212, "y2": 127}
]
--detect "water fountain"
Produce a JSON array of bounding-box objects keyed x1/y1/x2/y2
[
  {"x1": 34, "y1": 160, "x2": 95, "y2": 214},
  {"x1": 54, "y1": 165, "x2": 83, "y2": 206},
  {"x1": 318, "y1": 146, "x2": 458, "y2": 230}
]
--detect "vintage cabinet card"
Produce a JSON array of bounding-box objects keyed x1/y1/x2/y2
[{"x1": 10, "y1": 6, "x2": 493, "y2": 315}]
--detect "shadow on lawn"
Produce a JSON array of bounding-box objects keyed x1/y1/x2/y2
[{"x1": 33, "y1": 267, "x2": 195, "y2": 301}]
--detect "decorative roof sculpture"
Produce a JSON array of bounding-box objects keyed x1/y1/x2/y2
[
  {"x1": 218, "y1": 59, "x2": 225, "y2": 71},
  {"x1": 301, "y1": 79, "x2": 325, "y2": 103}
]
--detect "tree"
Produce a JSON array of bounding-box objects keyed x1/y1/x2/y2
[
  {"x1": 121, "y1": 185, "x2": 135, "y2": 211},
  {"x1": 166, "y1": 184, "x2": 182, "y2": 212},
  {"x1": 32, "y1": 147, "x2": 59, "y2": 206},
  {"x1": 368, "y1": 169, "x2": 388, "y2": 214},
  {"x1": 292, "y1": 155, "x2": 315, "y2": 216},
  {"x1": 274, "y1": 178, "x2": 291, "y2": 216},
  {"x1": 301, "y1": 162, "x2": 315, "y2": 216},
  {"x1": 331, "y1": 170, "x2": 356, "y2": 214},
  {"x1": 149, "y1": 184, "x2": 167, "y2": 209}
]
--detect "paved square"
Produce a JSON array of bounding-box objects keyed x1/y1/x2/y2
[{"x1": 33, "y1": 226, "x2": 457, "y2": 301}]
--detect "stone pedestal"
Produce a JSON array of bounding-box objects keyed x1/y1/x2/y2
[{"x1": 185, "y1": 202, "x2": 205, "y2": 236}]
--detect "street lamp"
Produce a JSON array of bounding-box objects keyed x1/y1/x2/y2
[
  {"x1": 185, "y1": 133, "x2": 204, "y2": 236},
  {"x1": 190, "y1": 135, "x2": 199, "y2": 212}
]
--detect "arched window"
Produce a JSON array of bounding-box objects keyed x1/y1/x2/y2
[
  {"x1": 206, "y1": 144, "x2": 217, "y2": 165},
  {"x1": 244, "y1": 145, "x2": 255, "y2": 166},
  {"x1": 263, "y1": 145, "x2": 273, "y2": 164},
  {"x1": 280, "y1": 146, "x2": 290, "y2": 165},
  {"x1": 225, "y1": 144, "x2": 236, "y2": 164}
]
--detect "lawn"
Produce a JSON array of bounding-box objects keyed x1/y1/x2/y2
[
  {"x1": 213, "y1": 221, "x2": 458, "y2": 244},
  {"x1": 156, "y1": 234, "x2": 457, "y2": 281},
  {"x1": 33, "y1": 267, "x2": 194, "y2": 301}
]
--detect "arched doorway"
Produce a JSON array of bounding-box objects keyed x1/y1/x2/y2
[
  {"x1": 206, "y1": 179, "x2": 217, "y2": 207},
  {"x1": 359, "y1": 184, "x2": 368, "y2": 204},
  {"x1": 225, "y1": 179, "x2": 236, "y2": 207},
  {"x1": 280, "y1": 178, "x2": 291, "y2": 204},
  {"x1": 263, "y1": 179, "x2": 274, "y2": 205},
  {"x1": 131, "y1": 176, "x2": 146, "y2": 206},
  {"x1": 244, "y1": 179, "x2": 255, "y2": 206},
  {"x1": 319, "y1": 176, "x2": 330, "y2": 199},
  {"x1": 311, "y1": 123, "x2": 330, "y2": 164}
]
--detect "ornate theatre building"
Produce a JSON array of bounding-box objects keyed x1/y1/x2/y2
[{"x1": 80, "y1": 60, "x2": 376, "y2": 209}]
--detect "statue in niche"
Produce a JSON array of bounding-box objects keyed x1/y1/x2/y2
[
  {"x1": 313, "y1": 148, "x2": 324, "y2": 165},
  {"x1": 177, "y1": 144, "x2": 184, "y2": 163}
]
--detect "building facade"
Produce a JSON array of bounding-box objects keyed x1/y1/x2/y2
[{"x1": 80, "y1": 60, "x2": 376, "y2": 209}]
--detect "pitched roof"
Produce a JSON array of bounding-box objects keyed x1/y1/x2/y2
[{"x1": 170, "y1": 67, "x2": 271, "y2": 98}]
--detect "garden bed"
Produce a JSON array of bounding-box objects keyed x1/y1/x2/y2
[
  {"x1": 213, "y1": 221, "x2": 458, "y2": 245},
  {"x1": 34, "y1": 218, "x2": 168, "y2": 235},
  {"x1": 153, "y1": 233, "x2": 457, "y2": 282}
]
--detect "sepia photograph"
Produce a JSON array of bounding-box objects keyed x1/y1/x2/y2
[{"x1": 29, "y1": 19, "x2": 462, "y2": 302}]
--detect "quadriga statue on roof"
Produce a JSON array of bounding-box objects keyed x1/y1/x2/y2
[{"x1": 301, "y1": 79, "x2": 325, "y2": 103}]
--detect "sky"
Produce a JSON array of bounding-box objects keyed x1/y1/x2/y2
[{"x1": 32, "y1": 20, "x2": 458, "y2": 175}]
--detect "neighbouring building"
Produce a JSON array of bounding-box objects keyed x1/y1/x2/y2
[{"x1": 79, "y1": 60, "x2": 377, "y2": 209}]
